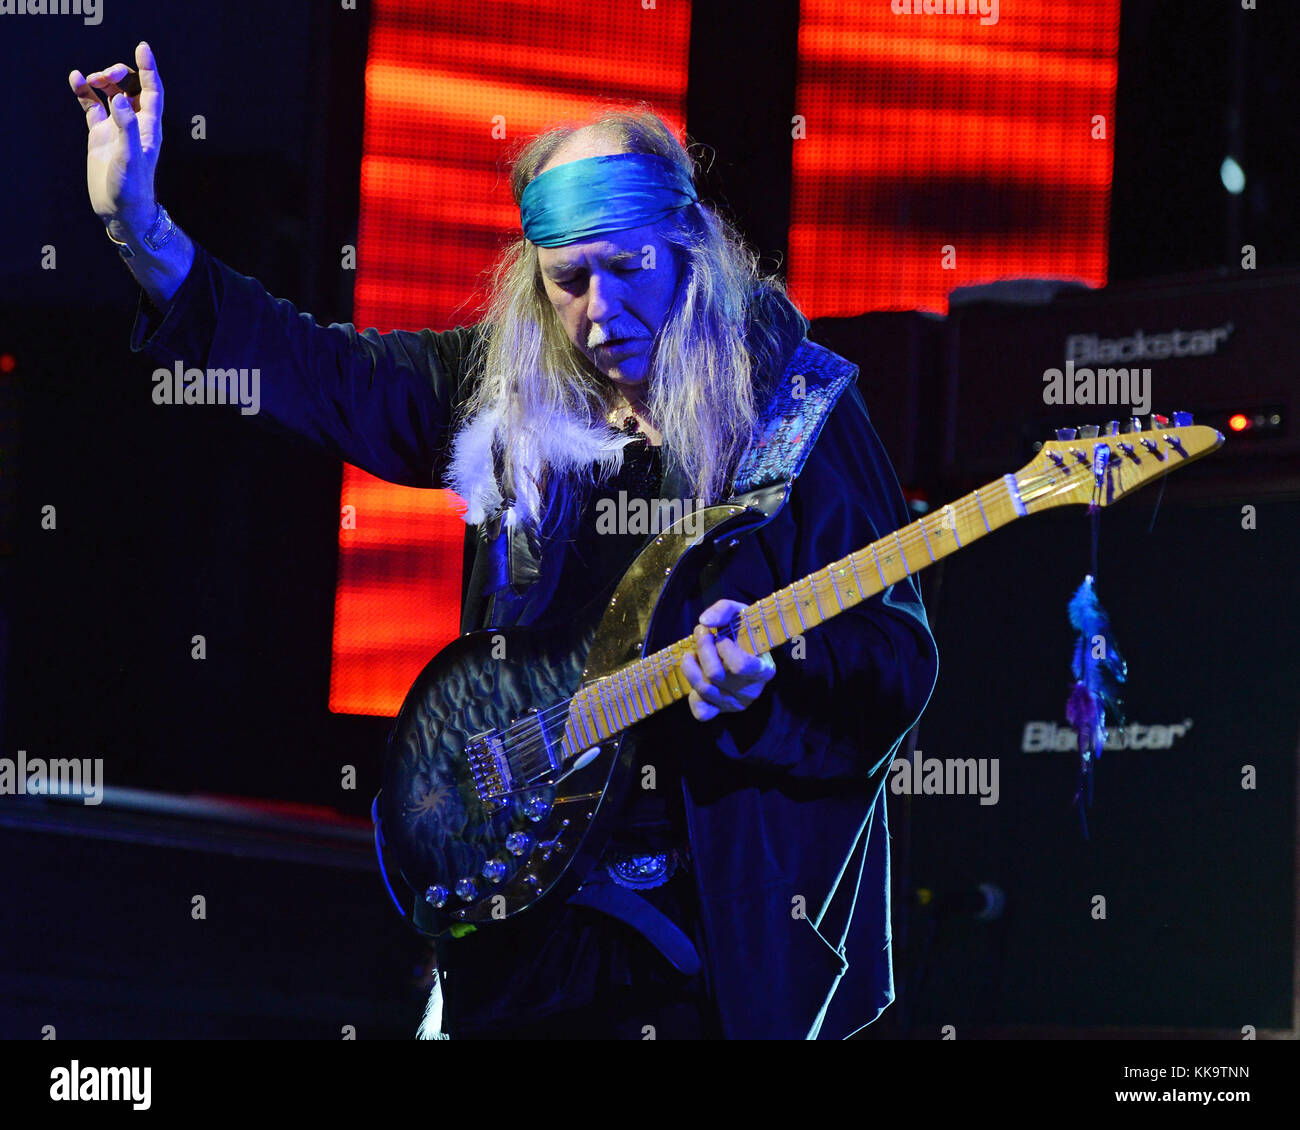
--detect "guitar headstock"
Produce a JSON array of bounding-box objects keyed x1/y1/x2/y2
[{"x1": 1014, "y1": 412, "x2": 1224, "y2": 514}]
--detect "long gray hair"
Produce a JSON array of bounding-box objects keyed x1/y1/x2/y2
[{"x1": 444, "y1": 107, "x2": 796, "y2": 531}]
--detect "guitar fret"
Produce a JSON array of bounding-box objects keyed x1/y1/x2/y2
[
  {"x1": 826, "y1": 567, "x2": 845, "y2": 609},
  {"x1": 616, "y1": 675, "x2": 634, "y2": 727},
  {"x1": 622, "y1": 675, "x2": 638, "y2": 725},
  {"x1": 595, "y1": 680, "x2": 614, "y2": 731},
  {"x1": 773, "y1": 595, "x2": 790, "y2": 638},
  {"x1": 789, "y1": 587, "x2": 809, "y2": 630},
  {"x1": 648, "y1": 665, "x2": 666, "y2": 710},
  {"x1": 945, "y1": 505, "x2": 963, "y2": 547},
  {"x1": 894, "y1": 531, "x2": 912, "y2": 575},
  {"x1": 574, "y1": 701, "x2": 594, "y2": 748},
  {"x1": 631, "y1": 671, "x2": 646, "y2": 719},
  {"x1": 629, "y1": 669, "x2": 648, "y2": 718},
  {"x1": 673, "y1": 646, "x2": 690, "y2": 695},
  {"x1": 806, "y1": 576, "x2": 827, "y2": 621},
  {"x1": 601, "y1": 680, "x2": 621, "y2": 731},
  {"x1": 919, "y1": 521, "x2": 936, "y2": 562},
  {"x1": 659, "y1": 653, "x2": 674, "y2": 702},
  {"x1": 848, "y1": 553, "x2": 868, "y2": 598},
  {"x1": 870, "y1": 545, "x2": 888, "y2": 587}
]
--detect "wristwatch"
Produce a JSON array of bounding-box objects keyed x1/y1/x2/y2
[{"x1": 105, "y1": 203, "x2": 177, "y2": 259}]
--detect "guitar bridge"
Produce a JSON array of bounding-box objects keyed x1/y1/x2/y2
[
  {"x1": 465, "y1": 730, "x2": 513, "y2": 813},
  {"x1": 466, "y1": 709, "x2": 565, "y2": 811}
]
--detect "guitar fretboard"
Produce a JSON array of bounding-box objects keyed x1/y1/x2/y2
[{"x1": 559, "y1": 474, "x2": 1026, "y2": 755}]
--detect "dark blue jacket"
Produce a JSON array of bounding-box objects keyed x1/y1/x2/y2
[{"x1": 130, "y1": 244, "x2": 939, "y2": 1038}]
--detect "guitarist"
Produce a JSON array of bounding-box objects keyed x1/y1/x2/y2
[{"x1": 72, "y1": 43, "x2": 940, "y2": 1039}]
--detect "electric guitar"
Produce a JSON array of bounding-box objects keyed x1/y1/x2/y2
[{"x1": 379, "y1": 415, "x2": 1223, "y2": 937}]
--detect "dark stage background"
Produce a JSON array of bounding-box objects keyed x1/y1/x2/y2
[{"x1": 1, "y1": 0, "x2": 1296, "y2": 1040}]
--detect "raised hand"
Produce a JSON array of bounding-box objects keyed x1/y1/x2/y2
[{"x1": 69, "y1": 41, "x2": 164, "y2": 233}]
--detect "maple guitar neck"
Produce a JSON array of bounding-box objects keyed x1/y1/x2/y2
[{"x1": 558, "y1": 473, "x2": 1026, "y2": 757}]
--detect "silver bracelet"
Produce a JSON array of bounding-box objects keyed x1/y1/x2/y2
[{"x1": 105, "y1": 203, "x2": 176, "y2": 259}]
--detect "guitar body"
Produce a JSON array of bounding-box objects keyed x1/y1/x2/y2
[{"x1": 380, "y1": 501, "x2": 760, "y2": 938}]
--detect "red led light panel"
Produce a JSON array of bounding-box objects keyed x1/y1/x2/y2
[{"x1": 790, "y1": 0, "x2": 1121, "y2": 317}]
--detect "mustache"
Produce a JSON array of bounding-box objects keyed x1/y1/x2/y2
[{"x1": 587, "y1": 324, "x2": 651, "y2": 350}]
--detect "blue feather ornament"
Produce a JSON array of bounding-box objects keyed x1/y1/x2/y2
[{"x1": 1064, "y1": 574, "x2": 1127, "y2": 836}]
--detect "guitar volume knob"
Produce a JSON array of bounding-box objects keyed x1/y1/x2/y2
[
  {"x1": 481, "y1": 859, "x2": 508, "y2": 884},
  {"x1": 505, "y1": 832, "x2": 533, "y2": 856},
  {"x1": 454, "y1": 878, "x2": 479, "y2": 902},
  {"x1": 521, "y1": 794, "x2": 552, "y2": 822},
  {"x1": 424, "y1": 884, "x2": 449, "y2": 908}
]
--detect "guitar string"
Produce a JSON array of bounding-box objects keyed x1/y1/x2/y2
[
  {"x1": 485, "y1": 456, "x2": 1111, "y2": 784},
  {"x1": 479, "y1": 479, "x2": 1034, "y2": 785},
  {"x1": 484, "y1": 470, "x2": 1078, "y2": 785}
]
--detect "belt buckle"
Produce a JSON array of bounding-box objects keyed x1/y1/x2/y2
[{"x1": 606, "y1": 849, "x2": 677, "y2": 890}]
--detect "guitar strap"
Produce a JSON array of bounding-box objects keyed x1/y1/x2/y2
[{"x1": 724, "y1": 336, "x2": 860, "y2": 516}]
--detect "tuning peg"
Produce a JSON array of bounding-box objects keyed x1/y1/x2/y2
[
  {"x1": 1172, "y1": 410, "x2": 1194, "y2": 426},
  {"x1": 1055, "y1": 427, "x2": 1077, "y2": 441},
  {"x1": 1106, "y1": 420, "x2": 1121, "y2": 435},
  {"x1": 1078, "y1": 424, "x2": 1100, "y2": 438},
  {"x1": 1123, "y1": 416, "x2": 1143, "y2": 432},
  {"x1": 1152, "y1": 413, "x2": 1169, "y2": 430}
]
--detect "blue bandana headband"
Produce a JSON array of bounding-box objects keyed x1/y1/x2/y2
[{"x1": 520, "y1": 152, "x2": 698, "y2": 247}]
